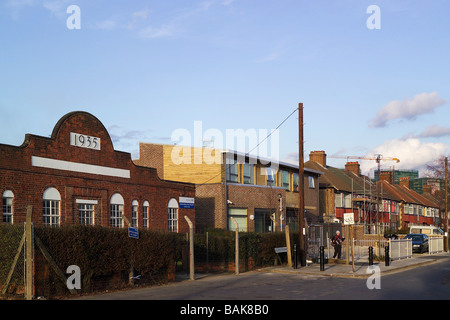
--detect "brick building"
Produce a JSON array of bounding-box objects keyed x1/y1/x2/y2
[
  {"x1": 305, "y1": 150, "x2": 441, "y2": 233},
  {"x1": 0, "y1": 111, "x2": 195, "y2": 233},
  {"x1": 134, "y1": 143, "x2": 323, "y2": 232}
]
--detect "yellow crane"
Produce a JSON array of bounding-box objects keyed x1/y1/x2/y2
[
  {"x1": 328, "y1": 154, "x2": 400, "y2": 181},
  {"x1": 328, "y1": 154, "x2": 400, "y2": 164}
]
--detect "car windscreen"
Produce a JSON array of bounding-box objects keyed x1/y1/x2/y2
[{"x1": 405, "y1": 235, "x2": 424, "y2": 241}]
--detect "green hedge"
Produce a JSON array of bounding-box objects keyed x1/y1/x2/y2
[
  {"x1": 2, "y1": 225, "x2": 298, "y2": 297},
  {"x1": 34, "y1": 225, "x2": 181, "y2": 294}
]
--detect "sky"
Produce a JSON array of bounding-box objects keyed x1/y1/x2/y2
[{"x1": 1, "y1": 0, "x2": 449, "y2": 178}]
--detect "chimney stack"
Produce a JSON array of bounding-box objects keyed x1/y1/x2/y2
[
  {"x1": 345, "y1": 162, "x2": 361, "y2": 177},
  {"x1": 399, "y1": 177, "x2": 410, "y2": 188},
  {"x1": 422, "y1": 185, "x2": 432, "y2": 194},
  {"x1": 379, "y1": 171, "x2": 393, "y2": 183},
  {"x1": 309, "y1": 151, "x2": 327, "y2": 167}
]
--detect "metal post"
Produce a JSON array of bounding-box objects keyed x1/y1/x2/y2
[
  {"x1": 231, "y1": 217, "x2": 239, "y2": 275},
  {"x1": 445, "y1": 157, "x2": 448, "y2": 252},
  {"x1": 368, "y1": 246, "x2": 373, "y2": 266},
  {"x1": 298, "y1": 103, "x2": 306, "y2": 267},
  {"x1": 319, "y1": 246, "x2": 325, "y2": 271},
  {"x1": 184, "y1": 216, "x2": 194, "y2": 280},
  {"x1": 385, "y1": 246, "x2": 390, "y2": 267},
  {"x1": 293, "y1": 244, "x2": 298, "y2": 269}
]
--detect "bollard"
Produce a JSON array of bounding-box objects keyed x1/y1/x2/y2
[
  {"x1": 368, "y1": 246, "x2": 373, "y2": 266},
  {"x1": 319, "y1": 245, "x2": 325, "y2": 271},
  {"x1": 293, "y1": 244, "x2": 298, "y2": 269},
  {"x1": 385, "y1": 246, "x2": 390, "y2": 267}
]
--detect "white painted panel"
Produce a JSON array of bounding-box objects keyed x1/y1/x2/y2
[
  {"x1": 31, "y1": 156, "x2": 130, "y2": 179},
  {"x1": 75, "y1": 199, "x2": 99, "y2": 205}
]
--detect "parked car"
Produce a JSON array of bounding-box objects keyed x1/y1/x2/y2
[{"x1": 404, "y1": 233, "x2": 429, "y2": 253}]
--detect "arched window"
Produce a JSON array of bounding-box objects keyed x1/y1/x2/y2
[
  {"x1": 43, "y1": 187, "x2": 61, "y2": 227},
  {"x1": 110, "y1": 193, "x2": 124, "y2": 227},
  {"x1": 132, "y1": 200, "x2": 138, "y2": 227},
  {"x1": 143, "y1": 200, "x2": 149, "y2": 228},
  {"x1": 2, "y1": 190, "x2": 14, "y2": 224},
  {"x1": 168, "y1": 198, "x2": 178, "y2": 232}
]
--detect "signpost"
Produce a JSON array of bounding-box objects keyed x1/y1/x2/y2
[
  {"x1": 128, "y1": 227, "x2": 139, "y2": 239},
  {"x1": 179, "y1": 197, "x2": 195, "y2": 209},
  {"x1": 344, "y1": 213, "x2": 355, "y2": 272}
]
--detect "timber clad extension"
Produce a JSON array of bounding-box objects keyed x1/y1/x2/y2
[{"x1": 0, "y1": 111, "x2": 195, "y2": 232}]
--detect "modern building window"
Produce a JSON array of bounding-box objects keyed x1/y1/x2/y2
[
  {"x1": 243, "y1": 163, "x2": 254, "y2": 184},
  {"x1": 2, "y1": 190, "x2": 14, "y2": 224},
  {"x1": 143, "y1": 201, "x2": 149, "y2": 228},
  {"x1": 43, "y1": 187, "x2": 61, "y2": 227},
  {"x1": 110, "y1": 193, "x2": 124, "y2": 228},
  {"x1": 132, "y1": 200, "x2": 138, "y2": 227},
  {"x1": 266, "y1": 167, "x2": 276, "y2": 186},
  {"x1": 168, "y1": 198, "x2": 178, "y2": 232},
  {"x1": 228, "y1": 208, "x2": 247, "y2": 232},
  {"x1": 281, "y1": 170, "x2": 289, "y2": 190},
  {"x1": 226, "y1": 160, "x2": 239, "y2": 183}
]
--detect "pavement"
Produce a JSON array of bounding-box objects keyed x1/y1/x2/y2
[{"x1": 256, "y1": 252, "x2": 450, "y2": 278}]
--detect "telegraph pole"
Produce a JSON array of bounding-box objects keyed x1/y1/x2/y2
[{"x1": 298, "y1": 103, "x2": 306, "y2": 267}]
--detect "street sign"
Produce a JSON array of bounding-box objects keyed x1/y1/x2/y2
[
  {"x1": 179, "y1": 197, "x2": 195, "y2": 209},
  {"x1": 344, "y1": 213, "x2": 355, "y2": 225},
  {"x1": 274, "y1": 247, "x2": 287, "y2": 254},
  {"x1": 128, "y1": 227, "x2": 139, "y2": 239}
]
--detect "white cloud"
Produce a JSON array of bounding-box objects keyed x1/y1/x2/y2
[
  {"x1": 369, "y1": 91, "x2": 446, "y2": 128},
  {"x1": 360, "y1": 138, "x2": 449, "y2": 176},
  {"x1": 416, "y1": 125, "x2": 450, "y2": 138}
]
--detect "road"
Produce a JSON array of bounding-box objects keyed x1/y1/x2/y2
[{"x1": 75, "y1": 255, "x2": 450, "y2": 301}]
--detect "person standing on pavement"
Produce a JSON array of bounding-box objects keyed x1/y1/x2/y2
[{"x1": 332, "y1": 231, "x2": 345, "y2": 259}]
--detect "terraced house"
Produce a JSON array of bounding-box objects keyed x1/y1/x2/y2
[
  {"x1": 134, "y1": 143, "x2": 323, "y2": 233},
  {"x1": 305, "y1": 150, "x2": 441, "y2": 233}
]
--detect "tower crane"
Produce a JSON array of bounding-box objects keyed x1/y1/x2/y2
[{"x1": 328, "y1": 154, "x2": 400, "y2": 179}]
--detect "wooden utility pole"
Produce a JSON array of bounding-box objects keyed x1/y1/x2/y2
[
  {"x1": 25, "y1": 205, "x2": 33, "y2": 300},
  {"x1": 298, "y1": 103, "x2": 306, "y2": 266},
  {"x1": 184, "y1": 216, "x2": 195, "y2": 280},
  {"x1": 285, "y1": 225, "x2": 292, "y2": 267}
]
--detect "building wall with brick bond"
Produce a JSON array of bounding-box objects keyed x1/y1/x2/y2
[{"x1": 0, "y1": 111, "x2": 195, "y2": 233}]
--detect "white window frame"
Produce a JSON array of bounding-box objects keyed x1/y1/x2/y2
[
  {"x1": 110, "y1": 193, "x2": 124, "y2": 228},
  {"x1": 143, "y1": 201, "x2": 149, "y2": 228},
  {"x1": 43, "y1": 188, "x2": 61, "y2": 227},
  {"x1": 168, "y1": 198, "x2": 178, "y2": 232},
  {"x1": 2, "y1": 190, "x2": 14, "y2": 224},
  {"x1": 132, "y1": 200, "x2": 138, "y2": 227}
]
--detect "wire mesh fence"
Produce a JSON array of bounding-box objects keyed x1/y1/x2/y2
[{"x1": 0, "y1": 224, "x2": 26, "y2": 298}]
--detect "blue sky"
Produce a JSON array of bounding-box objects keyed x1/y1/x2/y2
[{"x1": 1, "y1": 0, "x2": 449, "y2": 177}]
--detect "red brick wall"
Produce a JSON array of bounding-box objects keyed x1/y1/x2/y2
[{"x1": 0, "y1": 111, "x2": 195, "y2": 233}]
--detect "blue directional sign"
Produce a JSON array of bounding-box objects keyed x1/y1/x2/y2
[{"x1": 128, "y1": 227, "x2": 139, "y2": 239}]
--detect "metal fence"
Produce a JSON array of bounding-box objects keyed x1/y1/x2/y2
[
  {"x1": 351, "y1": 239, "x2": 388, "y2": 261},
  {"x1": 429, "y1": 236, "x2": 444, "y2": 254},
  {"x1": 389, "y1": 238, "x2": 412, "y2": 260},
  {"x1": 0, "y1": 224, "x2": 26, "y2": 298}
]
